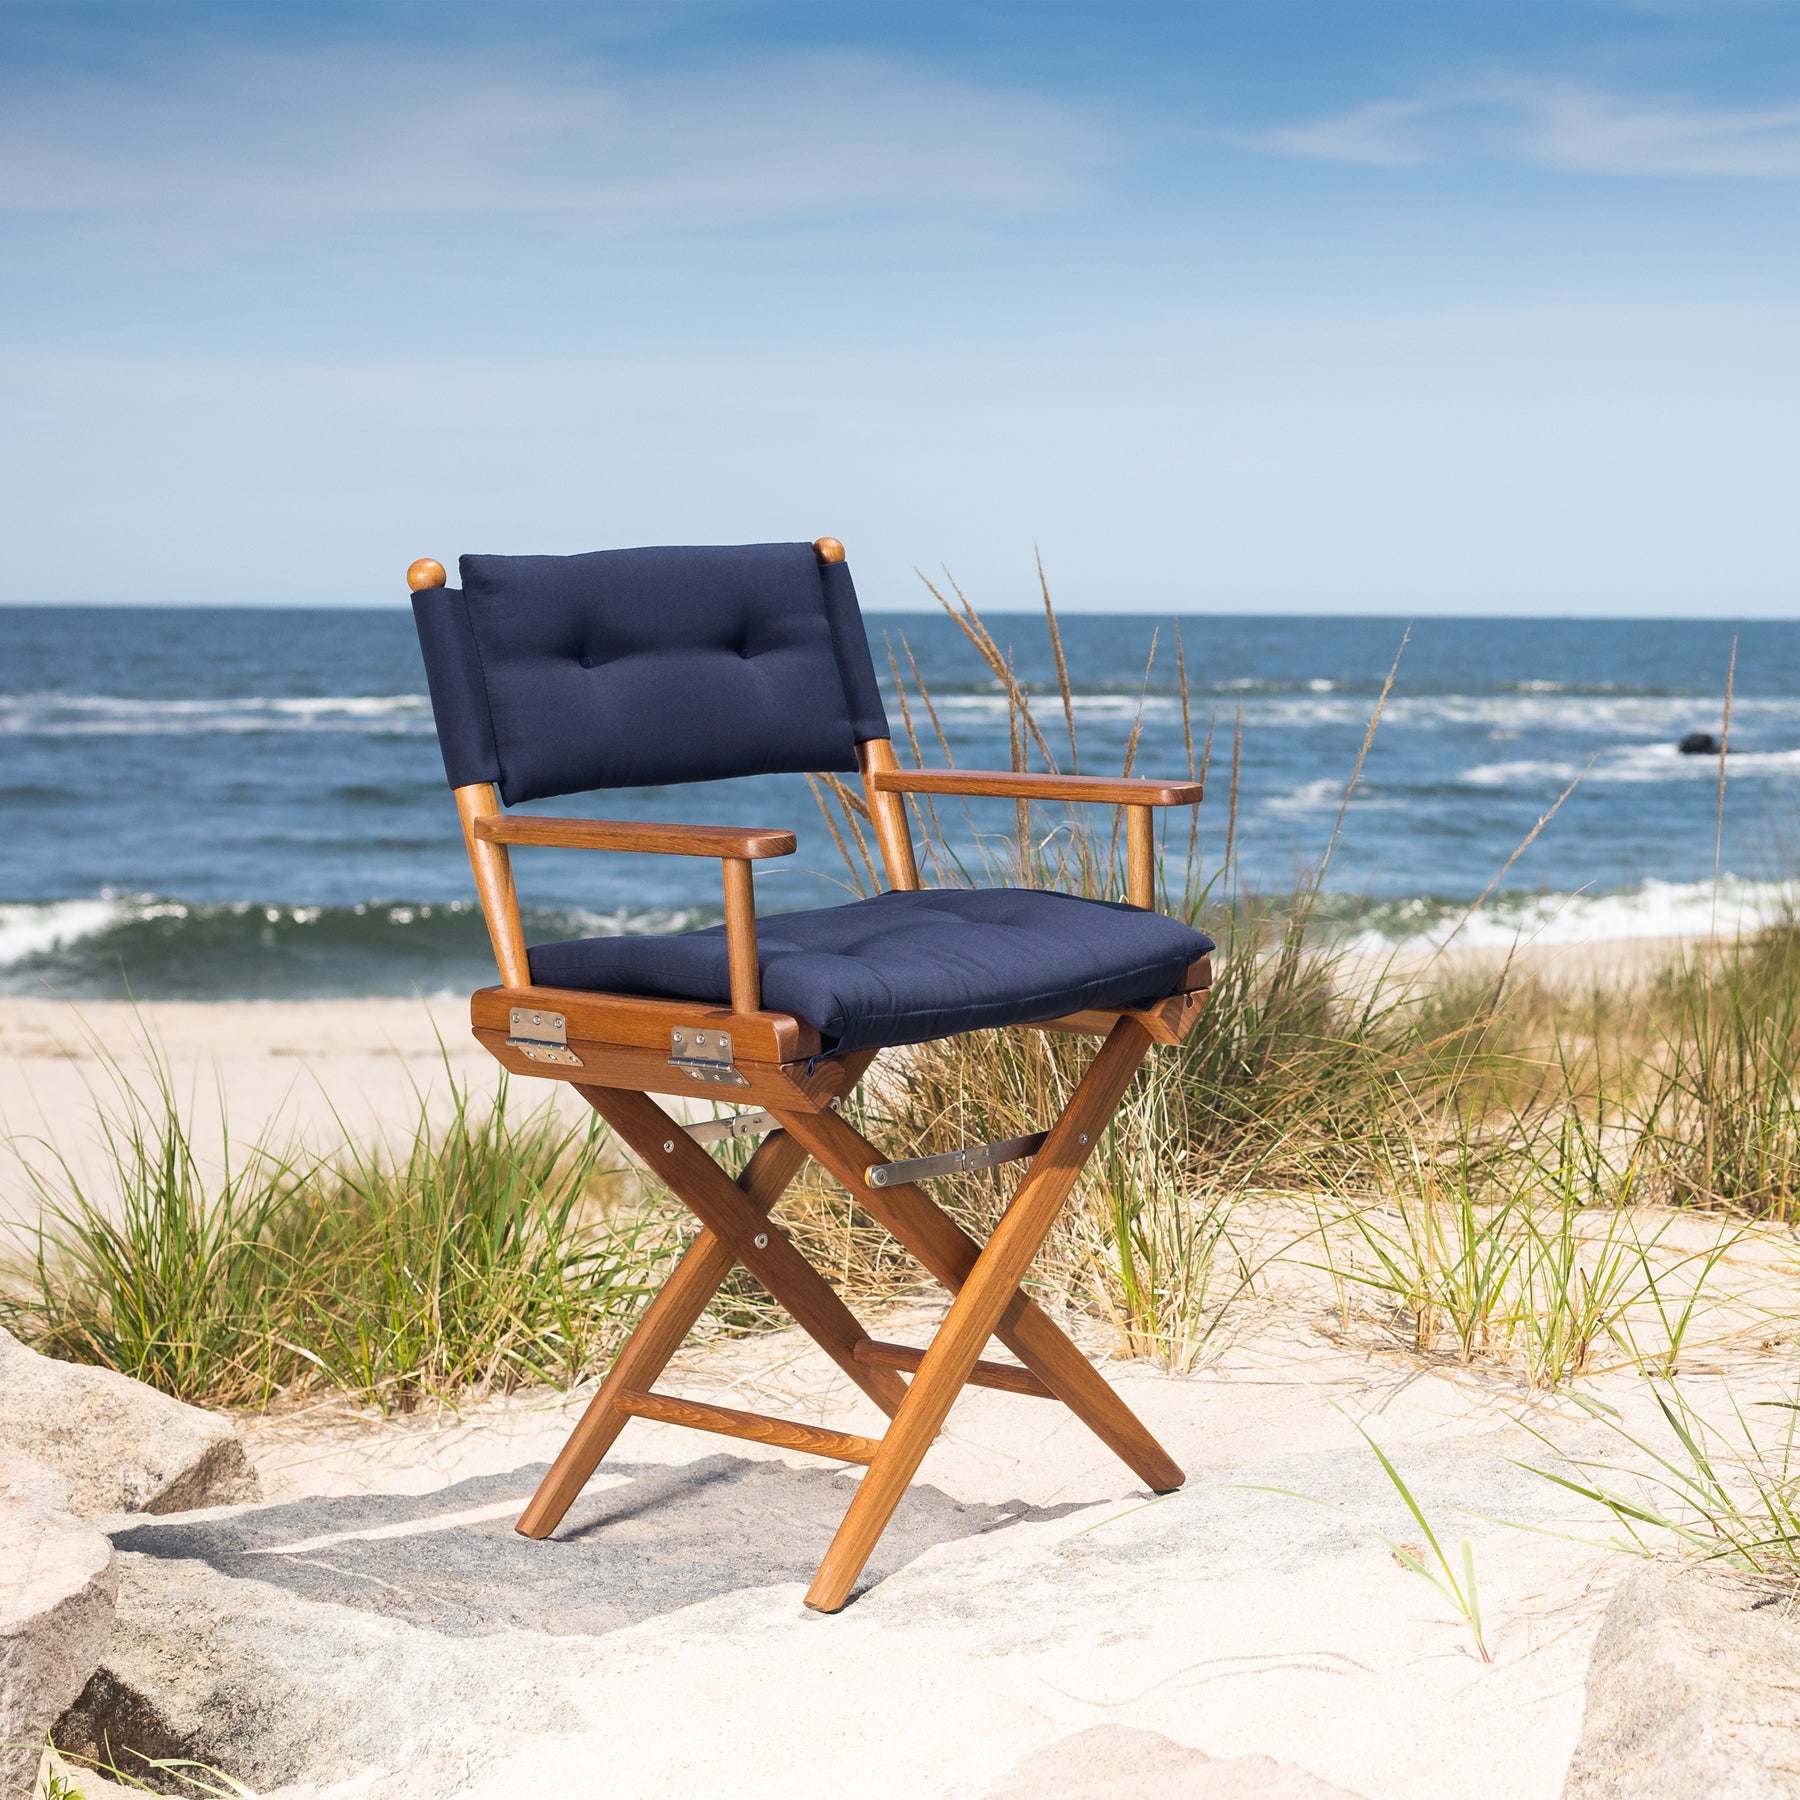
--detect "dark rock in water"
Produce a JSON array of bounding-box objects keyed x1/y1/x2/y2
[{"x1": 1679, "y1": 732, "x2": 1723, "y2": 756}]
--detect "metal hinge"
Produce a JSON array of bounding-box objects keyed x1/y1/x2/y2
[
  {"x1": 506, "y1": 1008, "x2": 584, "y2": 1067},
  {"x1": 668, "y1": 1027, "x2": 751, "y2": 1088},
  {"x1": 684, "y1": 1094, "x2": 840, "y2": 1148},
  {"x1": 684, "y1": 1108, "x2": 779, "y2": 1147}
]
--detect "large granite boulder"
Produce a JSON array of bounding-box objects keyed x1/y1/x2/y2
[
  {"x1": 1564, "y1": 1561, "x2": 1800, "y2": 1798},
  {"x1": 54, "y1": 1550, "x2": 583, "y2": 1798},
  {"x1": 0, "y1": 1458, "x2": 118, "y2": 1795},
  {"x1": 0, "y1": 1329, "x2": 259, "y2": 1517}
]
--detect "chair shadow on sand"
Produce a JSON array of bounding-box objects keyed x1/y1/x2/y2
[{"x1": 110, "y1": 1459, "x2": 1093, "y2": 1636}]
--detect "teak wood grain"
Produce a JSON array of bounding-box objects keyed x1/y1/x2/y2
[
  {"x1": 1126, "y1": 805, "x2": 1155, "y2": 908},
  {"x1": 613, "y1": 1390, "x2": 882, "y2": 1465},
  {"x1": 854, "y1": 1339, "x2": 1053, "y2": 1399},
  {"x1": 472, "y1": 985, "x2": 820, "y2": 1062},
  {"x1": 577, "y1": 1085, "x2": 910, "y2": 1418},
  {"x1": 475, "y1": 815, "x2": 797, "y2": 860},
  {"x1": 721, "y1": 857, "x2": 761, "y2": 1012},
  {"x1": 856, "y1": 738, "x2": 921, "y2": 891},
  {"x1": 798, "y1": 1019, "x2": 1168, "y2": 1612},
  {"x1": 868, "y1": 768, "x2": 1203, "y2": 808},
  {"x1": 777, "y1": 1099, "x2": 1185, "y2": 1491},
  {"x1": 454, "y1": 785, "x2": 529, "y2": 987},
  {"x1": 473, "y1": 1029, "x2": 843, "y2": 1110}
]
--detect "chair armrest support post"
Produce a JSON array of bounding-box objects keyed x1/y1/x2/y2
[
  {"x1": 857, "y1": 739, "x2": 921, "y2": 892},
  {"x1": 1126, "y1": 806, "x2": 1155, "y2": 909},
  {"x1": 721, "y1": 858, "x2": 761, "y2": 1012}
]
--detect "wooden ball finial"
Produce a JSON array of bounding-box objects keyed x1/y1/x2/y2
[
  {"x1": 407, "y1": 558, "x2": 447, "y2": 591},
  {"x1": 813, "y1": 537, "x2": 846, "y2": 565}
]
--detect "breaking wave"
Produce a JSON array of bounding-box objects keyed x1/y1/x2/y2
[
  {"x1": 0, "y1": 694, "x2": 435, "y2": 737},
  {"x1": 0, "y1": 896, "x2": 718, "y2": 1000},
  {"x1": 1461, "y1": 743, "x2": 1800, "y2": 787},
  {"x1": 1338, "y1": 876, "x2": 1799, "y2": 955}
]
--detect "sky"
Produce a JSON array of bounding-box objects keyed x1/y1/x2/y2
[{"x1": 1, "y1": 0, "x2": 1797, "y2": 613}]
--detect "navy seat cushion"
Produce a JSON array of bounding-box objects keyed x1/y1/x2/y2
[{"x1": 527, "y1": 888, "x2": 1215, "y2": 1056}]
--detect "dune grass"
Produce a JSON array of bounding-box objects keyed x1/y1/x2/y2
[
  {"x1": 1528, "y1": 1382, "x2": 1800, "y2": 1586},
  {"x1": 2, "y1": 1042, "x2": 670, "y2": 1410},
  {"x1": 4, "y1": 580, "x2": 1797, "y2": 1418}
]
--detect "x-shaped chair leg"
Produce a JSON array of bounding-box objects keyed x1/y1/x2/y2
[
  {"x1": 771, "y1": 1091, "x2": 1183, "y2": 1494},
  {"x1": 516, "y1": 1055, "x2": 893, "y2": 1539},
  {"x1": 519, "y1": 1021, "x2": 1177, "y2": 1617},
  {"x1": 796, "y1": 1017, "x2": 1166, "y2": 1611}
]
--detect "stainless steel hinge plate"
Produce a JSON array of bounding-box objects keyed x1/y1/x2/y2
[
  {"x1": 506, "y1": 1007, "x2": 584, "y2": 1068},
  {"x1": 668, "y1": 1027, "x2": 751, "y2": 1088},
  {"x1": 684, "y1": 1108, "x2": 779, "y2": 1147}
]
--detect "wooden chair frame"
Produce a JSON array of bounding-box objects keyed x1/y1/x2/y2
[{"x1": 406, "y1": 537, "x2": 1210, "y2": 1612}]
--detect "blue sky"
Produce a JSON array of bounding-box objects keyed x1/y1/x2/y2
[{"x1": 2, "y1": 0, "x2": 1796, "y2": 612}]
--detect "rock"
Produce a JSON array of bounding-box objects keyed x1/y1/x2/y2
[
  {"x1": 0, "y1": 1329, "x2": 260, "y2": 1517},
  {"x1": 1563, "y1": 1561, "x2": 1800, "y2": 1798},
  {"x1": 53, "y1": 1551, "x2": 589, "y2": 1798},
  {"x1": 1678, "y1": 732, "x2": 1724, "y2": 756},
  {"x1": 979, "y1": 1725, "x2": 1369, "y2": 1798},
  {"x1": 0, "y1": 1458, "x2": 119, "y2": 1797}
]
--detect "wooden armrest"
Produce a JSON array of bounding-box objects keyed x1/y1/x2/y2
[
  {"x1": 474, "y1": 816, "x2": 797, "y2": 859},
  {"x1": 867, "y1": 769, "x2": 1202, "y2": 807}
]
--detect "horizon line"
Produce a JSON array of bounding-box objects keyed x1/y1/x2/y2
[{"x1": 1, "y1": 600, "x2": 1793, "y2": 624}]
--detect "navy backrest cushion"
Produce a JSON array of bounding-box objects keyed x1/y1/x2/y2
[{"x1": 411, "y1": 542, "x2": 890, "y2": 803}]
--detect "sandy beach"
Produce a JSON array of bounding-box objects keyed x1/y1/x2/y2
[{"x1": 0, "y1": 994, "x2": 507, "y2": 1234}]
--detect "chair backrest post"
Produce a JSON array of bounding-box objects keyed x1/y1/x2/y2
[
  {"x1": 857, "y1": 738, "x2": 921, "y2": 892},
  {"x1": 454, "y1": 788, "x2": 531, "y2": 986},
  {"x1": 721, "y1": 858, "x2": 762, "y2": 1011},
  {"x1": 411, "y1": 553, "x2": 525, "y2": 987},
  {"x1": 807, "y1": 536, "x2": 918, "y2": 895}
]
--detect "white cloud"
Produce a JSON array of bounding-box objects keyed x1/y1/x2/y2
[
  {"x1": 0, "y1": 44, "x2": 1108, "y2": 226},
  {"x1": 1244, "y1": 80, "x2": 1800, "y2": 179},
  {"x1": 1519, "y1": 85, "x2": 1800, "y2": 177},
  {"x1": 1247, "y1": 99, "x2": 1439, "y2": 167}
]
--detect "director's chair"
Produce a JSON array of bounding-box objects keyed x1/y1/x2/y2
[{"x1": 408, "y1": 538, "x2": 1213, "y2": 1612}]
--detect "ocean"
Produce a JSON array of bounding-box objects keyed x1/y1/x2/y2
[{"x1": 2, "y1": 607, "x2": 1792, "y2": 1000}]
